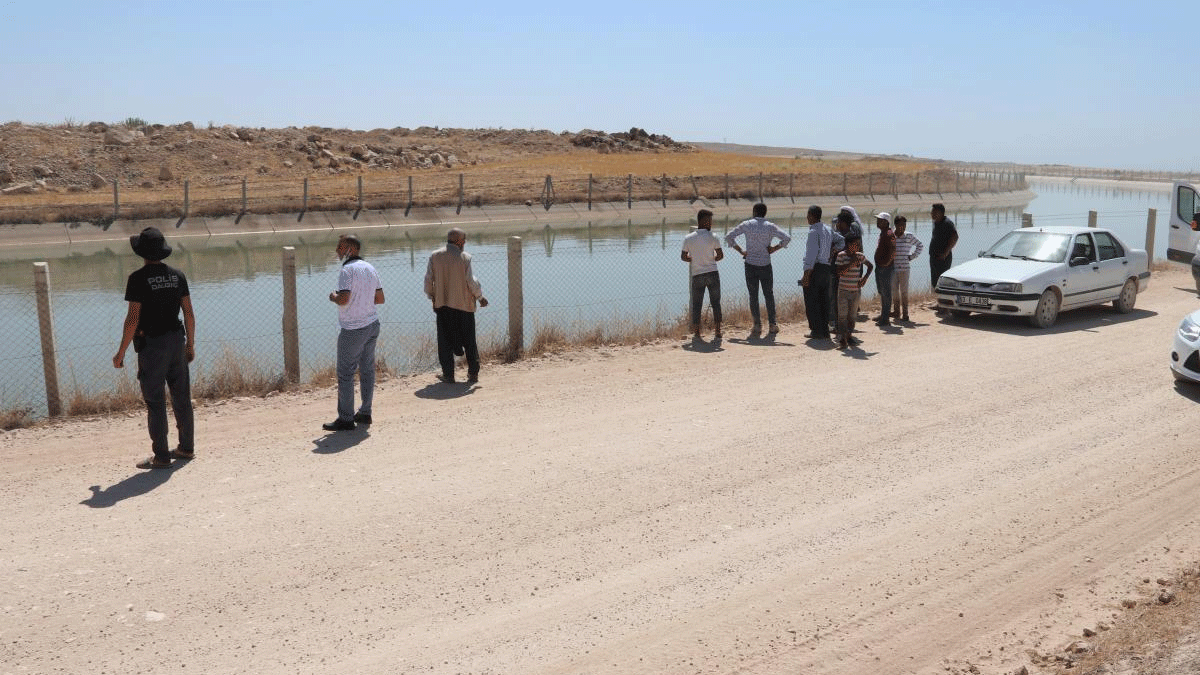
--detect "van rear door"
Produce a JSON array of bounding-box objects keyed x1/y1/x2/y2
[{"x1": 1167, "y1": 181, "x2": 1200, "y2": 263}]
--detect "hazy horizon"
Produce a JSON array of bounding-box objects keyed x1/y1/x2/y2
[{"x1": 1, "y1": 0, "x2": 1195, "y2": 173}]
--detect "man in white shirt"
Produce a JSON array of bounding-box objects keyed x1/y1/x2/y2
[
  {"x1": 724, "y1": 203, "x2": 791, "y2": 333},
  {"x1": 323, "y1": 234, "x2": 385, "y2": 431},
  {"x1": 681, "y1": 209, "x2": 724, "y2": 339}
]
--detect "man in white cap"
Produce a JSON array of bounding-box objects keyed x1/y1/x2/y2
[{"x1": 873, "y1": 213, "x2": 896, "y2": 327}]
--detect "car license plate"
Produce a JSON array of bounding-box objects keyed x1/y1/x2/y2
[{"x1": 957, "y1": 294, "x2": 990, "y2": 308}]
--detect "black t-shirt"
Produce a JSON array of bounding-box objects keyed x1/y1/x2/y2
[
  {"x1": 930, "y1": 217, "x2": 957, "y2": 257},
  {"x1": 124, "y1": 263, "x2": 190, "y2": 336}
]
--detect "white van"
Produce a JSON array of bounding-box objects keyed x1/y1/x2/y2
[{"x1": 1166, "y1": 181, "x2": 1200, "y2": 291}]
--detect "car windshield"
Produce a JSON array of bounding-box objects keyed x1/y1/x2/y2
[{"x1": 983, "y1": 231, "x2": 1071, "y2": 262}]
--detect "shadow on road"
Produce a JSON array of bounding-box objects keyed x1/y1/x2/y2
[
  {"x1": 1173, "y1": 380, "x2": 1200, "y2": 403},
  {"x1": 80, "y1": 461, "x2": 187, "y2": 508},
  {"x1": 312, "y1": 427, "x2": 371, "y2": 454},
  {"x1": 414, "y1": 382, "x2": 478, "y2": 400},
  {"x1": 938, "y1": 306, "x2": 1157, "y2": 336},
  {"x1": 682, "y1": 336, "x2": 725, "y2": 353}
]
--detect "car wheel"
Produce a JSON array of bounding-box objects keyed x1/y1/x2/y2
[
  {"x1": 950, "y1": 309, "x2": 971, "y2": 319},
  {"x1": 1029, "y1": 289, "x2": 1059, "y2": 328},
  {"x1": 1114, "y1": 278, "x2": 1137, "y2": 313}
]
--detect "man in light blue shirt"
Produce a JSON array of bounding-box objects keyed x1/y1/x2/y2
[
  {"x1": 799, "y1": 205, "x2": 844, "y2": 340},
  {"x1": 724, "y1": 203, "x2": 791, "y2": 333}
]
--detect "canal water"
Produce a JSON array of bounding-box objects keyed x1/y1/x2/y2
[{"x1": 0, "y1": 177, "x2": 1173, "y2": 416}]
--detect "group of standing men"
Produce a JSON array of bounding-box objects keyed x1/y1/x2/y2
[
  {"x1": 685, "y1": 202, "x2": 958, "y2": 348},
  {"x1": 321, "y1": 227, "x2": 488, "y2": 433},
  {"x1": 115, "y1": 226, "x2": 489, "y2": 468}
]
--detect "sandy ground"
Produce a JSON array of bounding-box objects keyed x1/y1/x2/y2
[{"x1": 4, "y1": 266, "x2": 1200, "y2": 675}]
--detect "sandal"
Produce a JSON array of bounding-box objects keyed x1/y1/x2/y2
[{"x1": 136, "y1": 457, "x2": 171, "y2": 470}]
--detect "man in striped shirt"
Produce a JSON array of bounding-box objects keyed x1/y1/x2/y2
[
  {"x1": 890, "y1": 215, "x2": 924, "y2": 322},
  {"x1": 834, "y1": 236, "x2": 873, "y2": 349},
  {"x1": 724, "y1": 203, "x2": 791, "y2": 333}
]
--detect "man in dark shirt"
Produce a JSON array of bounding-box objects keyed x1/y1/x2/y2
[
  {"x1": 928, "y1": 203, "x2": 959, "y2": 297},
  {"x1": 873, "y1": 213, "x2": 896, "y2": 326},
  {"x1": 113, "y1": 227, "x2": 196, "y2": 469}
]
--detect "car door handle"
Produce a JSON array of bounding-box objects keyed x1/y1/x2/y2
[{"x1": 1172, "y1": 225, "x2": 1181, "y2": 229}]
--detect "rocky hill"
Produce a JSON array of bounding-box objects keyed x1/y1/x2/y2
[{"x1": 0, "y1": 122, "x2": 693, "y2": 196}]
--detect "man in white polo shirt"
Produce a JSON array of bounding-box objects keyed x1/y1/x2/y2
[
  {"x1": 681, "y1": 209, "x2": 724, "y2": 339},
  {"x1": 323, "y1": 234, "x2": 385, "y2": 431}
]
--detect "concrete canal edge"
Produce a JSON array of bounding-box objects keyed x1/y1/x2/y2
[{"x1": 0, "y1": 190, "x2": 1036, "y2": 257}]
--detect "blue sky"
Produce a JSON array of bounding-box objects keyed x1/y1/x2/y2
[{"x1": 1, "y1": 0, "x2": 1195, "y2": 170}]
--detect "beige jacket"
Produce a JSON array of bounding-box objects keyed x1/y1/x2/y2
[{"x1": 424, "y1": 243, "x2": 483, "y2": 312}]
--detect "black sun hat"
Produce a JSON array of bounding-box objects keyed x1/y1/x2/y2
[{"x1": 129, "y1": 227, "x2": 172, "y2": 261}]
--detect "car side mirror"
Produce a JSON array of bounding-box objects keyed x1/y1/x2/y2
[
  {"x1": 978, "y1": 250, "x2": 985, "y2": 257},
  {"x1": 1070, "y1": 256, "x2": 1090, "y2": 267}
]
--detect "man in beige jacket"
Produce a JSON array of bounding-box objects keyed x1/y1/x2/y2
[{"x1": 424, "y1": 228, "x2": 488, "y2": 383}]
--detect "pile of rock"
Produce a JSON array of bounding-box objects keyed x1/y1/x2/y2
[{"x1": 571, "y1": 127, "x2": 693, "y2": 153}]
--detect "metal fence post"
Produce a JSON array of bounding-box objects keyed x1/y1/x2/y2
[
  {"x1": 406, "y1": 175, "x2": 413, "y2": 216},
  {"x1": 302, "y1": 177, "x2": 309, "y2": 212},
  {"x1": 113, "y1": 180, "x2": 120, "y2": 219},
  {"x1": 1146, "y1": 208, "x2": 1157, "y2": 264},
  {"x1": 842, "y1": 173, "x2": 847, "y2": 198},
  {"x1": 757, "y1": 172, "x2": 763, "y2": 202},
  {"x1": 789, "y1": 173, "x2": 794, "y2": 203},
  {"x1": 1088, "y1": 210, "x2": 1098, "y2": 228},
  {"x1": 183, "y1": 180, "x2": 189, "y2": 218},
  {"x1": 242, "y1": 176, "x2": 248, "y2": 213},
  {"x1": 33, "y1": 262, "x2": 61, "y2": 417},
  {"x1": 627, "y1": 174, "x2": 632, "y2": 209},
  {"x1": 281, "y1": 247, "x2": 299, "y2": 383},
  {"x1": 724, "y1": 173, "x2": 730, "y2": 206},
  {"x1": 358, "y1": 175, "x2": 365, "y2": 212},
  {"x1": 507, "y1": 236, "x2": 523, "y2": 357},
  {"x1": 587, "y1": 173, "x2": 593, "y2": 210},
  {"x1": 661, "y1": 173, "x2": 667, "y2": 207},
  {"x1": 915, "y1": 172, "x2": 920, "y2": 195}
]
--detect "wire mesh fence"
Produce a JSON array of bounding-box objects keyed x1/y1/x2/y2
[
  {"x1": 1, "y1": 176, "x2": 1167, "y2": 425},
  {"x1": 0, "y1": 168, "x2": 1025, "y2": 225}
]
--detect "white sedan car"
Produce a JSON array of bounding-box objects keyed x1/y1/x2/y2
[
  {"x1": 1171, "y1": 309, "x2": 1200, "y2": 383},
  {"x1": 935, "y1": 226, "x2": 1150, "y2": 328}
]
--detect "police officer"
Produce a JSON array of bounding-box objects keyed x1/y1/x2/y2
[{"x1": 113, "y1": 227, "x2": 196, "y2": 469}]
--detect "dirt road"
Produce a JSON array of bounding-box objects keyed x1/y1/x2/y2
[{"x1": 5, "y1": 267, "x2": 1200, "y2": 675}]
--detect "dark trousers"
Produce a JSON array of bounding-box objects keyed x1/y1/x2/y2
[
  {"x1": 875, "y1": 264, "x2": 894, "y2": 320},
  {"x1": 744, "y1": 263, "x2": 776, "y2": 325},
  {"x1": 435, "y1": 306, "x2": 479, "y2": 378},
  {"x1": 803, "y1": 263, "x2": 833, "y2": 338},
  {"x1": 137, "y1": 328, "x2": 194, "y2": 460},
  {"x1": 930, "y1": 253, "x2": 953, "y2": 289},
  {"x1": 689, "y1": 271, "x2": 722, "y2": 328}
]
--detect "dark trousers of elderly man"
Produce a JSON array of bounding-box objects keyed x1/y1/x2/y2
[{"x1": 435, "y1": 306, "x2": 479, "y2": 383}]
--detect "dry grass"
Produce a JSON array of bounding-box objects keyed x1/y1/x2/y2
[
  {"x1": 1043, "y1": 565, "x2": 1200, "y2": 675},
  {"x1": 66, "y1": 374, "x2": 142, "y2": 416},
  {"x1": 0, "y1": 289, "x2": 940, "y2": 428},
  {"x1": 0, "y1": 407, "x2": 35, "y2": 430}
]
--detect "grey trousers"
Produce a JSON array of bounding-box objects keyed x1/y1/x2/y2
[
  {"x1": 137, "y1": 328, "x2": 194, "y2": 460},
  {"x1": 689, "y1": 271, "x2": 722, "y2": 328},
  {"x1": 336, "y1": 321, "x2": 380, "y2": 422}
]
